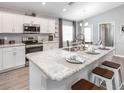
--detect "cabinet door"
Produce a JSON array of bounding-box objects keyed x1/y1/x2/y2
[
  {"x1": 24, "y1": 16, "x2": 32, "y2": 24},
  {"x1": 48, "y1": 19, "x2": 55, "y2": 33},
  {"x1": 43, "y1": 44, "x2": 49, "y2": 51},
  {"x1": 33, "y1": 17, "x2": 41, "y2": 24},
  {"x1": 2, "y1": 12, "x2": 14, "y2": 33},
  {"x1": 3, "y1": 47, "x2": 16, "y2": 69},
  {"x1": 0, "y1": 12, "x2": 2, "y2": 33},
  {"x1": 16, "y1": 46, "x2": 25, "y2": 66},
  {"x1": 13, "y1": 14, "x2": 24, "y2": 33},
  {"x1": 40, "y1": 18, "x2": 49, "y2": 33},
  {"x1": 0, "y1": 48, "x2": 3, "y2": 70}
]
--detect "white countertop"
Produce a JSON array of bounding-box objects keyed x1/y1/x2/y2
[
  {"x1": 0, "y1": 43, "x2": 25, "y2": 48},
  {"x1": 43, "y1": 41, "x2": 59, "y2": 44},
  {"x1": 26, "y1": 47, "x2": 114, "y2": 81}
]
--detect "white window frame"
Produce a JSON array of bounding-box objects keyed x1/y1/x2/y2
[{"x1": 83, "y1": 24, "x2": 93, "y2": 43}]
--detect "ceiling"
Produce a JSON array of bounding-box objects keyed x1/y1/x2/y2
[{"x1": 0, "y1": 2, "x2": 123, "y2": 21}]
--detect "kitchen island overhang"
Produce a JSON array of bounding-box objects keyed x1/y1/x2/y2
[{"x1": 26, "y1": 47, "x2": 115, "y2": 90}]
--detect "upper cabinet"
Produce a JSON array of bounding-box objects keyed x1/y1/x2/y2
[
  {"x1": 0, "y1": 12, "x2": 2, "y2": 33},
  {"x1": 24, "y1": 16, "x2": 41, "y2": 24},
  {"x1": 48, "y1": 19, "x2": 55, "y2": 33},
  {"x1": 0, "y1": 11, "x2": 56, "y2": 33},
  {"x1": 2, "y1": 12, "x2": 24, "y2": 33},
  {"x1": 13, "y1": 14, "x2": 24, "y2": 33},
  {"x1": 40, "y1": 18, "x2": 49, "y2": 33},
  {"x1": 40, "y1": 18, "x2": 55, "y2": 33}
]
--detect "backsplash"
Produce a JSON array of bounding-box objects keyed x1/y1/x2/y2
[{"x1": 0, "y1": 33, "x2": 59, "y2": 44}]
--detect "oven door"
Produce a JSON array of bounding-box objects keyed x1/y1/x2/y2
[{"x1": 26, "y1": 46, "x2": 43, "y2": 54}]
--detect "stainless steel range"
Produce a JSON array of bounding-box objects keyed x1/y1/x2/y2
[{"x1": 22, "y1": 36, "x2": 43, "y2": 66}]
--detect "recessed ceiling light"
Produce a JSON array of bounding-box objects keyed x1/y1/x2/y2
[
  {"x1": 63, "y1": 8, "x2": 67, "y2": 12},
  {"x1": 42, "y1": 2, "x2": 46, "y2": 5}
]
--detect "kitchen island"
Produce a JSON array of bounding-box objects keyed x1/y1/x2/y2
[{"x1": 26, "y1": 47, "x2": 114, "y2": 90}]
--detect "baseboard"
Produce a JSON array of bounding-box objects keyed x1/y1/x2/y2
[
  {"x1": 0, "y1": 64, "x2": 25, "y2": 74},
  {"x1": 114, "y1": 54, "x2": 124, "y2": 58}
]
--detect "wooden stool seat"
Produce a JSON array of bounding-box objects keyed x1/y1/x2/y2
[
  {"x1": 92, "y1": 67, "x2": 114, "y2": 79},
  {"x1": 102, "y1": 61, "x2": 120, "y2": 69},
  {"x1": 71, "y1": 79, "x2": 103, "y2": 90}
]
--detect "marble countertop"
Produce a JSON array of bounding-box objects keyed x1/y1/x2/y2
[
  {"x1": 43, "y1": 41, "x2": 59, "y2": 44},
  {"x1": 0, "y1": 43, "x2": 25, "y2": 48},
  {"x1": 26, "y1": 47, "x2": 114, "y2": 81}
]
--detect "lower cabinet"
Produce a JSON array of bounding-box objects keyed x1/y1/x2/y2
[
  {"x1": 2, "y1": 46, "x2": 25, "y2": 70},
  {"x1": 15, "y1": 46, "x2": 25, "y2": 66},
  {"x1": 3, "y1": 47, "x2": 16, "y2": 69},
  {"x1": 43, "y1": 42, "x2": 58, "y2": 51},
  {"x1": 0, "y1": 48, "x2": 3, "y2": 70}
]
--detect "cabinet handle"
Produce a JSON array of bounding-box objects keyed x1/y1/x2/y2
[{"x1": 13, "y1": 52, "x2": 16, "y2": 55}]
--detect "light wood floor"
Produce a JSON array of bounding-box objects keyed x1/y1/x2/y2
[
  {"x1": 0, "y1": 67, "x2": 29, "y2": 90},
  {"x1": 0, "y1": 56, "x2": 123, "y2": 90}
]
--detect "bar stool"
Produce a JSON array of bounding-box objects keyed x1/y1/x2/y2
[
  {"x1": 71, "y1": 79, "x2": 103, "y2": 90},
  {"x1": 101, "y1": 61, "x2": 123, "y2": 90},
  {"x1": 91, "y1": 67, "x2": 115, "y2": 90}
]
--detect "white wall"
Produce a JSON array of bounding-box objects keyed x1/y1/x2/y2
[{"x1": 82, "y1": 5, "x2": 124, "y2": 56}]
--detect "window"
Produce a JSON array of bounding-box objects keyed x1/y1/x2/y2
[
  {"x1": 62, "y1": 21, "x2": 73, "y2": 41},
  {"x1": 84, "y1": 26, "x2": 92, "y2": 42}
]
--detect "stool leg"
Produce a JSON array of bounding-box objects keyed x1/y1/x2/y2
[
  {"x1": 91, "y1": 74, "x2": 96, "y2": 83},
  {"x1": 106, "y1": 79, "x2": 113, "y2": 90},
  {"x1": 118, "y1": 69, "x2": 123, "y2": 89},
  {"x1": 115, "y1": 70, "x2": 120, "y2": 89}
]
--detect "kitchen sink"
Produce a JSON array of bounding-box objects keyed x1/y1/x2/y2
[
  {"x1": 62, "y1": 47, "x2": 79, "y2": 52},
  {"x1": 99, "y1": 47, "x2": 110, "y2": 50}
]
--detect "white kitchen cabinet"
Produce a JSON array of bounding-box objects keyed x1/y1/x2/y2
[
  {"x1": 13, "y1": 14, "x2": 24, "y2": 33},
  {"x1": 0, "y1": 48, "x2": 3, "y2": 70},
  {"x1": 2, "y1": 46, "x2": 25, "y2": 70},
  {"x1": 48, "y1": 19, "x2": 55, "y2": 33},
  {"x1": 3, "y1": 47, "x2": 16, "y2": 69},
  {"x1": 43, "y1": 42, "x2": 58, "y2": 51},
  {"x1": 24, "y1": 16, "x2": 41, "y2": 24},
  {"x1": 40, "y1": 18, "x2": 49, "y2": 33},
  {"x1": 23, "y1": 16, "x2": 32, "y2": 24},
  {"x1": 0, "y1": 12, "x2": 2, "y2": 33},
  {"x1": 2, "y1": 12, "x2": 14, "y2": 33},
  {"x1": 2, "y1": 12, "x2": 24, "y2": 33},
  {"x1": 40, "y1": 18, "x2": 56, "y2": 33},
  {"x1": 15, "y1": 46, "x2": 25, "y2": 66}
]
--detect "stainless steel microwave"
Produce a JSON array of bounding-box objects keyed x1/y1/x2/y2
[{"x1": 23, "y1": 24, "x2": 40, "y2": 34}]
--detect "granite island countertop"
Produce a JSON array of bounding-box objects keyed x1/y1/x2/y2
[{"x1": 26, "y1": 47, "x2": 115, "y2": 81}]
